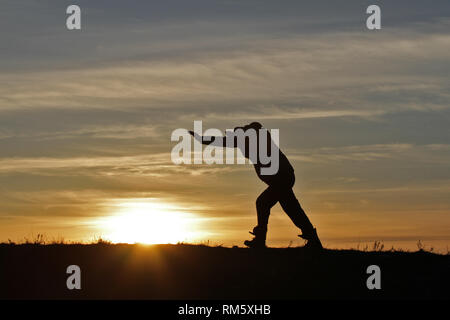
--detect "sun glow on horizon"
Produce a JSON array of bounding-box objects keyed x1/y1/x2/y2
[{"x1": 98, "y1": 199, "x2": 203, "y2": 244}]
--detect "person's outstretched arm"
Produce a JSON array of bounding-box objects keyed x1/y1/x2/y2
[{"x1": 189, "y1": 130, "x2": 227, "y2": 147}]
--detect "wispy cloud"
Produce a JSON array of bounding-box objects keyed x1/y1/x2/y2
[
  {"x1": 289, "y1": 143, "x2": 450, "y2": 164},
  {"x1": 1, "y1": 24, "x2": 449, "y2": 118}
]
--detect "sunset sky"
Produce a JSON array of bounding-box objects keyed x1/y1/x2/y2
[{"x1": 1, "y1": 0, "x2": 449, "y2": 251}]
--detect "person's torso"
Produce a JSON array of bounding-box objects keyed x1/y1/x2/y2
[
  {"x1": 230, "y1": 130, "x2": 295, "y2": 186},
  {"x1": 254, "y1": 150, "x2": 295, "y2": 186}
]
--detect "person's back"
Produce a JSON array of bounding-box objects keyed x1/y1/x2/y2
[
  {"x1": 231, "y1": 122, "x2": 294, "y2": 186},
  {"x1": 254, "y1": 149, "x2": 294, "y2": 187}
]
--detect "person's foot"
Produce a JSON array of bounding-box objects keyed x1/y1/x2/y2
[
  {"x1": 298, "y1": 228, "x2": 323, "y2": 250},
  {"x1": 244, "y1": 225, "x2": 267, "y2": 249},
  {"x1": 244, "y1": 237, "x2": 266, "y2": 249}
]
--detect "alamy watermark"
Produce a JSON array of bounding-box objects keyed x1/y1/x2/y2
[
  {"x1": 65, "y1": 5, "x2": 380, "y2": 31},
  {"x1": 366, "y1": 265, "x2": 381, "y2": 290},
  {"x1": 171, "y1": 121, "x2": 280, "y2": 175},
  {"x1": 66, "y1": 265, "x2": 81, "y2": 290},
  {"x1": 66, "y1": 5, "x2": 81, "y2": 30}
]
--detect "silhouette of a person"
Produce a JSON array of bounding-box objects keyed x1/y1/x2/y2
[{"x1": 190, "y1": 122, "x2": 322, "y2": 249}]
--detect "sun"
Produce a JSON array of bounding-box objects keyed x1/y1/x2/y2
[{"x1": 99, "y1": 199, "x2": 202, "y2": 244}]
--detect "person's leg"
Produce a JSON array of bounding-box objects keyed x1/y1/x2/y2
[
  {"x1": 279, "y1": 189, "x2": 322, "y2": 249},
  {"x1": 256, "y1": 186, "x2": 279, "y2": 227},
  {"x1": 244, "y1": 186, "x2": 278, "y2": 248},
  {"x1": 278, "y1": 189, "x2": 314, "y2": 234}
]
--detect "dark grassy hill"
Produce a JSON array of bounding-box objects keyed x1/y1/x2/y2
[{"x1": 0, "y1": 243, "x2": 448, "y2": 299}]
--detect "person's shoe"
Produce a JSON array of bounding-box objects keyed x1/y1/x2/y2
[
  {"x1": 244, "y1": 237, "x2": 266, "y2": 249},
  {"x1": 244, "y1": 226, "x2": 267, "y2": 249},
  {"x1": 298, "y1": 228, "x2": 323, "y2": 250}
]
